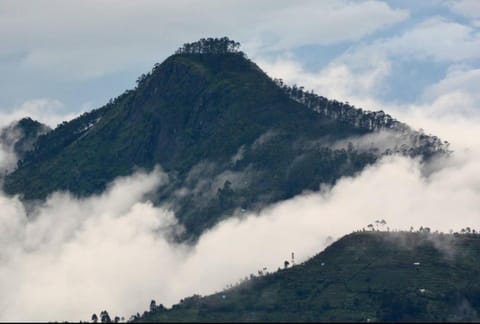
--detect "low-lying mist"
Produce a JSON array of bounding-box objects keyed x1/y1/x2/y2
[{"x1": 0, "y1": 112, "x2": 479, "y2": 321}]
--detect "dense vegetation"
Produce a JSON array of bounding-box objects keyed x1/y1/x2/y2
[
  {"x1": 3, "y1": 38, "x2": 447, "y2": 238},
  {"x1": 132, "y1": 231, "x2": 480, "y2": 322},
  {"x1": 175, "y1": 37, "x2": 242, "y2": 55}
]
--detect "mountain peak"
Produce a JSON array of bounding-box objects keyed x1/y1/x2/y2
[{"x1": 139, "y1": 38, "x2": 255, "y2": 88}]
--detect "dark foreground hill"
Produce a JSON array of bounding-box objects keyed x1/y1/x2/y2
[
  {"x1": 134, "y1": 231, "x2": 480, "y2": 322},
  {"x1": 3, "y1": 38, "x2": 448, "y2": 238}
]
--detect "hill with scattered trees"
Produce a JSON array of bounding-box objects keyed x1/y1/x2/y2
[{"x1": 131, "y1": 230, "x2": 480, "y2": 322}]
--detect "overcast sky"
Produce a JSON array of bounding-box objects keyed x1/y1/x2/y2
[{"x1": 1, "y1": 0, "x2": 479, "y2": 128}]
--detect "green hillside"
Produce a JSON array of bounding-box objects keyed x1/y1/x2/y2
[
  {"x1": 134, "y1": 231, "x2": 480, "y2": 322},
  {"x1": 3, "y1": 38, "x2": 448, "y2": 237}
]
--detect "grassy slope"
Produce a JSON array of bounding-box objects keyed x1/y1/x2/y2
[{"x1": 137, "y1": 231, "x2": 480, "y2": 322}]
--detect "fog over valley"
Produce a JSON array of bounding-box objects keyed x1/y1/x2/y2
[{"x1": 0, "y1": 105, "x2": 479, "y2": 320}]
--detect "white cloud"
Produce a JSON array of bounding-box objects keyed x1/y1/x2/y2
[
  {"x1": 257, "y1": 15, "x2": 480, "y2": 105},
  {"x1": 0, "y1": 148, "x2": 17, "y2": 177},
  {"x1": 257, "y1": 29, "x2": 480, "y2": 122},
  {"x1": 382, "y1": 17, "x2": 480, "y2": 61},
  {"x1": 0, "y1": 123, "x2": 22, "y2": 175},
  {"x1": 383, "y1": 65, "x2": 480, "y2": 146},
  {"x1": 0, "y1": 99, "x2": 83, "y2": 128},
  {"x1": 450, "y1": 0, "x2": 480, "y2": 18},
  {"x1": 0, "y1": 167, "x2": 173, "y2": 321},
  {"x1": 0, "y1": 1, "x2": 407, "y2": 80},
  {"x1": 423, "y1": 66, "x2": 480, "y2": 101},
  {"x1": 0, "y1": 99, "x2": 87, "y2": 175},
  {"x1": 249, "y1": 0, "x2": 408, "y2": 52},
  {"x1": 343, "y1": 17, "x2": 480, "y2": 63},
  {"x1": 257, "y1": 55, "x2": 391, "y2": 109}
]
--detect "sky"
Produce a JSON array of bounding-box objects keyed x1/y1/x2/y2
[
  {"x1": 0, "y1": 0, "x2": 479, "y2": 127},
  {"x1": 1, "y1": 0, "x2": 480, "y2": 321}
]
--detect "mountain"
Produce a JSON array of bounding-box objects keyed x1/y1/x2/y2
[
  {"x1": 0, "y1": 118, "x2": 50, "y2": 174},
  {"x1": 2, "y1": 38, "x2": 448, "y2": 238},
  {"x1": 134, "y1": 231, "x2": 480, "y2": 322}
]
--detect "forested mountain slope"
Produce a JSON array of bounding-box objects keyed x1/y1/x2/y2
[{"x1": 3, "y1": 38, "x2": 448, "y2": 237}]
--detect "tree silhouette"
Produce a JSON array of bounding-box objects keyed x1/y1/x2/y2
[
  {"x1": 380, "y1": 219, "x2": 387, "y2": 229},
  {"x1": 273, "y1": 78, "x2": 449, "y2": 158},
  {"x1": 150, "y1": 299, "x2": 157, "y2": 312},
  {"x1": 175, "y1": 37, "x2": 242, "y2": 55},
  {"x1": 100, "y1": 310, "x2": 111, "y2": 323}
]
